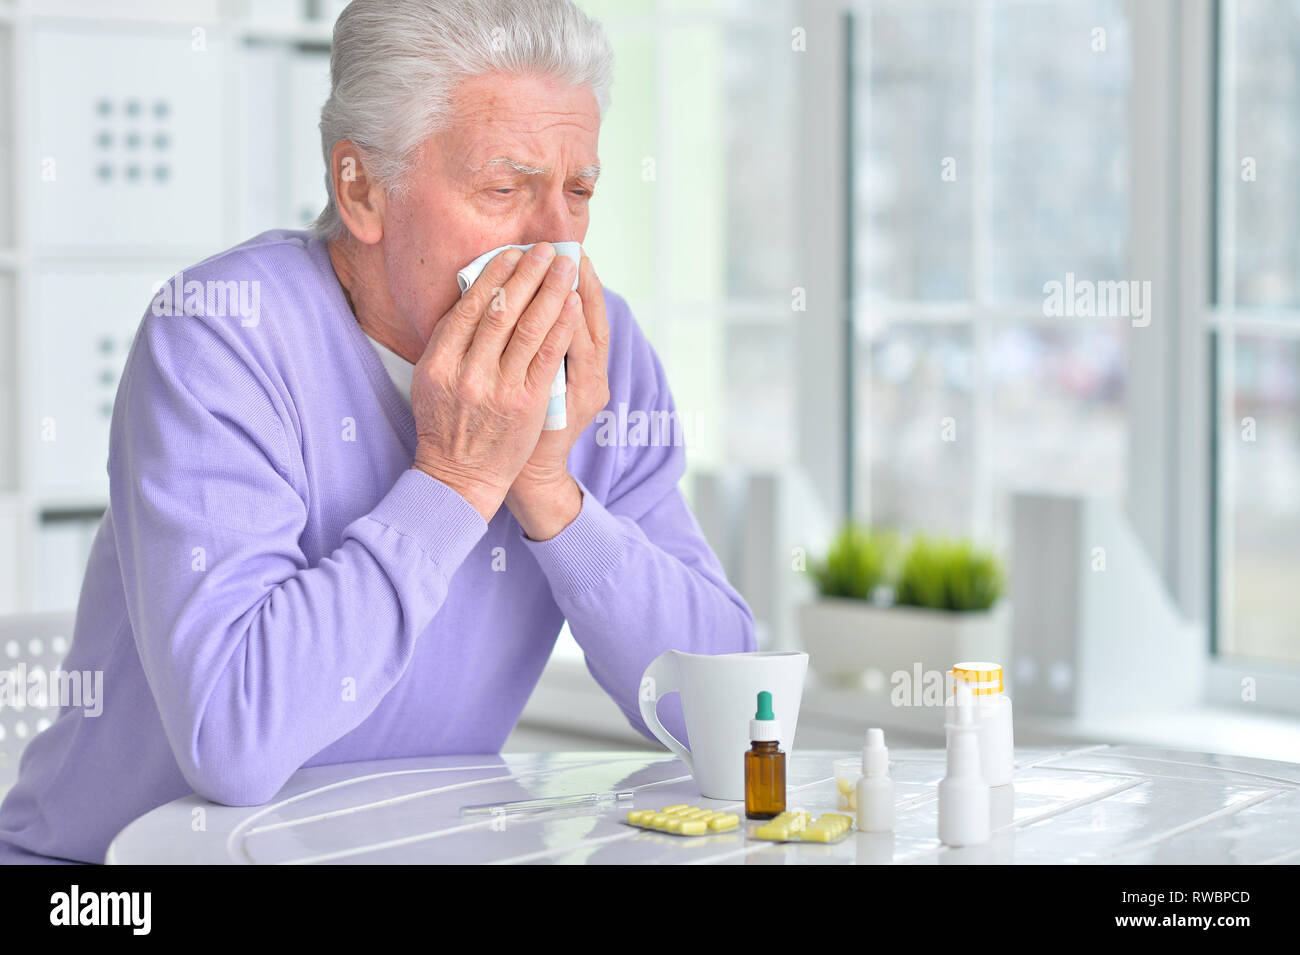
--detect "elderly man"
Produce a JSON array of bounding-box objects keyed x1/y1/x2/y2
[{"x1": 0, "y1": 0, "x2": 754, "y2": 865}]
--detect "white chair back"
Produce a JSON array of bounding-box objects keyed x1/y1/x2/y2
[{"x1": 0, "y1": 611, "x2": 77, "y2": 793}]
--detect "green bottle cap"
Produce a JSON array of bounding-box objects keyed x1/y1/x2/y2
[{"x1": 755, "y1": 690, "x2": 775, "y2": 720}]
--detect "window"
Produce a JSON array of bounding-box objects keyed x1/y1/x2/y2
[
  {"x1": 1214, "y1": 0, "x2": 1300, "y2": 668},
  {"x1": 849, "y1": 0, "x2": 1131, "y2": 553}
]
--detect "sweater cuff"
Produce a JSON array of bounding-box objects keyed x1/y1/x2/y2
[
  {"x1": 520, "y1": 478, "x2": 628, "y2": 597},
  {"x1": 367, "y1": 468, "x2": 488, "y2": 572}
]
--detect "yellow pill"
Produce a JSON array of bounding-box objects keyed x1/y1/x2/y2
[
  {"x1": 661, "y1": 804, "x2": 690, "y2": 813},
  {"x1": 800, "y1": 828, "x2": 834, "y2": 842},
  {"x1": 627, "y1": 810, "x2": 647, "y2": 824},
  {"x1": 649, "y1": 813, "x2": 669, "y2": 827},
  {"x1": 709, "y1": 813, "x2": 740, "y2": 830},
  {"x1": 755, "y1": 824, "x2": 788, "y2": 840},
  {"x1": 665, "y1": 818, "x2": 684, "y2": 832},
  {"x1": 836, "y1": 778, "x2": 853, "y2": 795},
  {"x1": 682, "y1": 809, "x2": 711, "y2": 820},
  {"x1": 680, "y1": 820, "x2": 708, "y2": 835}
]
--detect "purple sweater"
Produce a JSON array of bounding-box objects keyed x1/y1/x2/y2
[{"x1": 0, "y1": 230, "x2": 755, "y2": 864}]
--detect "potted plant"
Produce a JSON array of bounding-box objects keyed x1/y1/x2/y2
[{"x1": 799, "y1": 529, "x2": 1009, "y2": 687}]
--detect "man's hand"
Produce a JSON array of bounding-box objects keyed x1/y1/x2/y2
[
  {"x1": 410, "y1": 243, "x2": 582, "y2": 521},
  {"x1": 505, "y1": 253, "x2": 610, "y2": 540}
]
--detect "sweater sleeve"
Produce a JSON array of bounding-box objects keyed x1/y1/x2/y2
[
  {"x1": 108, "y1": 312, "x2": 487, "y2": 806},
  {"x1": 519, "y1": 319, "x2": 757, "y2": 745}
]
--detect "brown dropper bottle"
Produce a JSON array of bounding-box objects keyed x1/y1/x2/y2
[{"x1": 744, "y1": 690, "x2": 786, "y2": 820}]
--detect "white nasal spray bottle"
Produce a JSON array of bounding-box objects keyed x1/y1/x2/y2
[
  {"x1": 856, "y1": 727, "x2": 894, "y2": 832},
  {"x1": 938, "y1": 682, "x2": 990, "y2": 847},
  {"x1": 946, "y1": 662, "x2": 1014, "y2": 788},
  {"x1": 456, "y1": 241, "x2": 582, "y2": 431}
]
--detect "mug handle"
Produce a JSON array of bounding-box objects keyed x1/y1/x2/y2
[{"x1": 638, "y1": 651, "x2": 693, "y2": 775}]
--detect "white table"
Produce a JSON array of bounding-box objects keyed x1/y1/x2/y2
[{"x1": 106, "y1": 745, "x2": 1300, "y2": 864}]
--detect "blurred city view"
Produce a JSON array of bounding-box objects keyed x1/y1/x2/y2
[
  {"x1": 1227, "y1": 0, "x2": 1300, "y2": 664},
  {"x1": 848, "y1": 0, "x2": 1297, "y2": 667}
]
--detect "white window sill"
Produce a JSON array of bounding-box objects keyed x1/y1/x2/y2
[{"x1": 518, "y1": 654, "x2": 1300, "y2": 763}]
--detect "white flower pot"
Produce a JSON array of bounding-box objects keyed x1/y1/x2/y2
[{"x1": 798, "y1": 598, "x2": 1011, "y2": 687}]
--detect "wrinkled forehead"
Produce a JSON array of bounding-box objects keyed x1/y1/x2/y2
[{"x1": 442, "y1": 73, "x2": 601, "y2": 170}]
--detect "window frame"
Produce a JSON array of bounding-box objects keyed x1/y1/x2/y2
[{"x1": 1205, "y1": 0, "x2": 1300, "y2": 709}]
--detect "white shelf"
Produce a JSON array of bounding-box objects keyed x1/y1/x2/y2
[
  {"x1": 35, "y1": 494, "x2": 108, "y2": 515},
  {"x1": 0, "y1": 2, "x2": 337, "y2": 615},
  {"x1": 233, "y1": 21, "x2": 333, "y2": 46}
]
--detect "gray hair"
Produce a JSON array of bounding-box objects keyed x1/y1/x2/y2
[{"x1": 312, "y1": 0, "x2": 615, "y2": 240}]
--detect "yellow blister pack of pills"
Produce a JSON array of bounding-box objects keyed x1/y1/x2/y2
[
  {"x1": 624, "y1": 804, "x2": 742, "y2": 836},
  {"x1": 751, "y1": 810, "x2": 855, "y2": 844}
]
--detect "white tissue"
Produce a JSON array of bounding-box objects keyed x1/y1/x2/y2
[{"x1": 456, "y1": 241, "x2": 582, "y2": 431}]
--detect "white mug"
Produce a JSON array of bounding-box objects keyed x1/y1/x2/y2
[{"x1": 639, "y1": 649, "x2": 808, "y2": 800}]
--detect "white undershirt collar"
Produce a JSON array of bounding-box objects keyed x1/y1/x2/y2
[{"x1": 363, "y1": 330, "x2": 415, "y2": 409}]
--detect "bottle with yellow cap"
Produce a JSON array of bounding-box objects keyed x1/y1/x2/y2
[{"x1": 944, "y1": 661, "x2": 1014, "y2": 787}]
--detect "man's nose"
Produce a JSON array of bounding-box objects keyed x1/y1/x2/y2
[{"x1": 524, "y1": 190, "x2": 578, "y2": 245}]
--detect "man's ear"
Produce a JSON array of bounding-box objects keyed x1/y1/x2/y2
[{"x1": 331, "y1": 140, "x2": 385, "y2": 244}]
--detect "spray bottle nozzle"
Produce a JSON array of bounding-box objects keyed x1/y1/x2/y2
[{"x1": 954, "y1": 682, "x2": 975, "y2": 724}]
